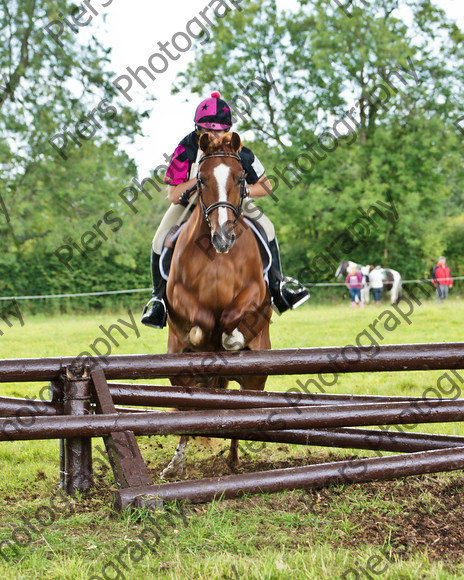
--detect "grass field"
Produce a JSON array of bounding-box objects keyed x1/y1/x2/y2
[{"x1": 1, "y1": 295, "x2": 464, "y2": 579}]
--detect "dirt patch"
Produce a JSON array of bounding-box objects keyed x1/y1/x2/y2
[
  {"x1": 293, "y1": 476, "x2": 464, "y2": 561},
  {"x1": 150, "y1": 448, "x2": 464, "y2": 564},
  {"x1": 4, "y1": 448, "x2": 464, "y2": 564}
]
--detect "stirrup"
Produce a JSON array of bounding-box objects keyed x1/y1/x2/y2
[
  {"x1": 141, "y1": 297, "x2": 167, "y2": 329},
  {"x1": 281, "y1": 277, "x2": 310, "y2": 309}
]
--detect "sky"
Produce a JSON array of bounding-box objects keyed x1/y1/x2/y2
[{"x1": 87, "y1": 0, "x2": 464, "y2": 177}]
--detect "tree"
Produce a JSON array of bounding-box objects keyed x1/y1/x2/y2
[
  {"x1": 174, "y1": 0, "x2": 464, "y2": 281},
  {"x1": 0, "y1": 0, "x2": 155, "y2": 304},
  {"x1": 0, "y1": 0, "x2": 145, "y2": 257}
]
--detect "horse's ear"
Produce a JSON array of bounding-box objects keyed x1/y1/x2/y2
[
  {"x1": 230, "y1": 132, "x2": 242, "y2": 153},
  {"x1": 199, "y1": 133, "x2": 214, "y2": 153}
]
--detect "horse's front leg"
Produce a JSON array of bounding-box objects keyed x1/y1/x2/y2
[
  {"x1": 169, "y1": 282, "x2": 215, "y2": 347},
  {"x1": 362, "y1": 285, "x2": 370, "y2": 304},
  {"x1": 220, "y1": 284, "x2": 271, "y2": 351}
]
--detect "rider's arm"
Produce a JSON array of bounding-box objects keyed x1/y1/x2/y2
[
  {"x1": 168, "y1": 174, "x2": 272, "y2": 203},
  {"x1": 247, "y1": 175, "x2": 272, "y2": 199},
  {"x1": 240, "y1": 147, "x2": 272, "y2": 199},
  {"x1": 168, "y1": 179, "x2": 197, "y2": 204}
]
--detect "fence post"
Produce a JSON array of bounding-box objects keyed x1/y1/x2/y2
[
  {"x1": 91, "y1": 366, "x2": 152, "y2": 488},
  {"x1": 61, "y1": 364, "x2": 93, "y2": 493}
]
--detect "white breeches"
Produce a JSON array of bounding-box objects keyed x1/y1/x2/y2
[{"x1": 152, "y1": 196, "x2": 275, "y2": 254}]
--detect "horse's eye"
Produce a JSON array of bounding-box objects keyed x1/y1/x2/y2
[{"x1": 199, "y1": 176, "x2": 206, "y2": 186}]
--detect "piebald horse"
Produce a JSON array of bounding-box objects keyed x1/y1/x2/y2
[
  {"x1": 335, "y1": 260, "x2": 402, "y2": 304},
  {"x1": 161, "y1": 132, "x2": 272, "y2": 478}
]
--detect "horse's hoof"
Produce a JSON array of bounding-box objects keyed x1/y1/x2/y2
[
  {"x1": 226, "y1": 450, "x2": 240, "y2": 473},
  {"x1": 226, "y1": 456, "x2": 240, "y2": 473},
  {"x1": 222, "y1": 329, "x2": 245, "y2": 351},
  {"x1": 160, "y1": 463, "x2": 184, "y2": 479},
  {"x1": 189, "y1": 325, "x2": 204, "y2": 346},
  {"x1": 159, "y1": 465, "x2": 184, "y2": 479}
]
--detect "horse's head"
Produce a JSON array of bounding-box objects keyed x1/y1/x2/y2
[
  {"x1": 197, "y1": 132, "x2": 246, "y2": 253},
  {"x1": 335, "y1": 260, "x2": 349, "y2": 279}
]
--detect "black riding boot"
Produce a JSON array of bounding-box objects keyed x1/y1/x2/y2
[
  {"x1": 141, "y1": 250, "x2": 167, "y2": 329},
  {"x1": 268, "y1": 238, "x2": 310, "y2": 314}
]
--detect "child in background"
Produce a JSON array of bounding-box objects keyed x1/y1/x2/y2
[{"x1": 345, "y1": 266, "x2": 364, "y2": 308}]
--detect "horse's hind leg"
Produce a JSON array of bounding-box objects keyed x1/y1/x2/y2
[
  {"x1": 160, "y1": 435, "x2": 189, "y2": 479},
  {"x1": 226, "y1": 439, "x2": 240, "y2": 472}
]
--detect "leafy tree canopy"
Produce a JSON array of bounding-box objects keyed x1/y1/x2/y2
[{"x1": 175, "y1": 0, "x2": 464, "y2": 281}]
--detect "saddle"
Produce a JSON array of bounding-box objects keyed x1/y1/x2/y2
[{"x1": 160, "y1": 218, "x2": 272, "y2": 282}]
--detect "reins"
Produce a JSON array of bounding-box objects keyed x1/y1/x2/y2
[{"x1": 180, "y1": 152, "x2": 247, "y2": 229}]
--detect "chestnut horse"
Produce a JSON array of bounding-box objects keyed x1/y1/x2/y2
[{"x1": 161, "y1": 132, "x2": 272, "y2": 478}]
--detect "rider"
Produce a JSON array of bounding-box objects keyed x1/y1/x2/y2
[{"x1": 142, "y1": 91, "x2": 309, "y2": 328}]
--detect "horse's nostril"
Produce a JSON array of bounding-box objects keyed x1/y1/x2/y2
[
  {"x1": 212, "y1": 230, "x2": 235, "y2": 253},
  {"x1": 221, "y1": 224, "x2": 236, "y2": 242}
]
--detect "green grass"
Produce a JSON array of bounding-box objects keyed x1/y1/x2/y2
[{"x1": 1, "y1": 297, "x2": 464, "y2": 579}]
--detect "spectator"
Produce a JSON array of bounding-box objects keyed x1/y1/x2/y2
[
  {"x1": 368, "y1": 265, "x2": 384, "y2": 305},
  {"x1": 432, "y1": 256, "x2": 453, "y2": 302},
  {"x1": 345, "y1": 266, "x2": 364, "y2": 308}
]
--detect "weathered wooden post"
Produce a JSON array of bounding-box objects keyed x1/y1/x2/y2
[
  {"x1": 91, "y1": 366, "x2": 152, "y2": 489},
  {"x1": 60, "y1": 364, "x2": 93, "y2": 493}
]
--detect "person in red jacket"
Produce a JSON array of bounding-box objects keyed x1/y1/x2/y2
[{"x1": 432, "y1": 256, "x2": 453, "y2": 302}]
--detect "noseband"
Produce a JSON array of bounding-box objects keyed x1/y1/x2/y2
[{"x1": 196, "y1": 152, "x2": 247, "y2": 229}]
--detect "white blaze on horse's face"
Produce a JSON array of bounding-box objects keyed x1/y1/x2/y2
[
  {"x1": 211, "y1": 163, "x2": 236, "y2": 253},
  {"x1": 214, "y1": 164, "x2": 230, "y2": 228},
  {"x1": 335, "y1": 261, "x2": 345, "y2": 279},
  {"x1": 335, "y1": 260, "x2": 351, "y2": 278}
]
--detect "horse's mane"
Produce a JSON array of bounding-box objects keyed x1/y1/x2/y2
[{"x1": 200, "y1": 132, "x2": 242, "y2": 155}]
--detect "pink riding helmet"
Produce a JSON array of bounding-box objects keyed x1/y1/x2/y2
[{"x1": 194, "y1": 91, "x2": 233, "y2": 130}]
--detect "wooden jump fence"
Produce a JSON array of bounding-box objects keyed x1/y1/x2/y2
[{"x1": 0, "y1": 343, "x2": 463, "y2": 510}]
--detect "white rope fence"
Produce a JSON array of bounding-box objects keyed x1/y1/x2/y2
[
  {"x1": 304, "y1": 277, "x2": 464, "y2": 288},
  {"x1": 0, "y1": 288, "x2": 151, "y2": 301},
  {"x1": 0, "y1": 277, "x2": 462, "y2": 301}
]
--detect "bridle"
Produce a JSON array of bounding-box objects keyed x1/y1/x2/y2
[{"x1": 195, "y1": 152, "x2": 247, "y2": 229}]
